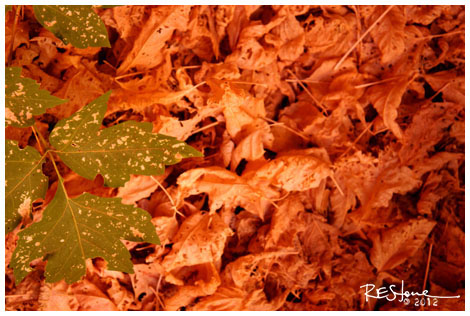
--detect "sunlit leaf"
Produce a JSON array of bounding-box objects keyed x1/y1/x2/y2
[
  {"x1": 5, "y1": 140, "x2": 48, "y2": 233},
  {"x1": 10, "y1": 181, "x2": 160, "y2": 284},
  {"x1": 49, "y1": 91, "x2": 202, "y2": 187},
  {"x1": 33, "y1": 5, "x2": 110, "y2": 48},
  {"x1": 5, "y1": 67, "x2": 67, "y2": 127}
]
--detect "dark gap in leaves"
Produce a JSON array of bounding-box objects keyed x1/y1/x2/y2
[
  {"x1": 137, "y1": 292, "x2": 146, "y2": 301},
  {"x1": 432, "y1": 92, "x2": 444, "y2": 103},
  {"x1": 286, "y1": 292, "x2": 303, "y2": 303},
  {"x1": 279, "y1": 95, "x2": 290, "y2": 110},
  {"x1": 364, "y1": 104, "x2": 378, "y2": 122},
  {"x1": 200, "y1": 194, "x2": 210, "y2": 211},
  {"x1": 423, "y1": 81, "x2": 436, "y2": 99},
  {"x1": 219, "y1": 34, "x2": 232, "y2": 57},
  {"x1": 234, "y1": 206, "x2": 245, "y2": 215},
  {"x1": 56, "y1": 47, "x2": 66, "y2": 53},
  {"x1": 235, "y1": 159, "x2": 247, "y2": 176},
  {"x1": 249, "y1": 5, "x2": 275, "y2": 24},
  {"x1": 427, "y1": 61, "x2": 456, "y2": 74},
  {"x1": 263, "y1": 148, "x2": 277, "y2": 160},
  {"x1": 97, "y1": 49, "x2": 108, "y2": 65}
]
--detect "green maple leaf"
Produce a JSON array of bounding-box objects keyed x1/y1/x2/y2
[
  {"x1": 5, "y1": 67, "x2": 67, "y2": 127},
  {"x1": 5, "y1": 140, "x2": 48, "y2": 233},
  {"x1": 33, "y1": 5, "x2": 110, "y2": 48},
  {"x1": 49, "y1": 91, "x2": 203, "y2": 187},
  {"x1": 10, "y1": 181, "x2": 160, "y2": 284}
]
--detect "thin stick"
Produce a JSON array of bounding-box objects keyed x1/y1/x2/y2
[
  {"x1": 155, "y1": 274, "x2": 165, "y2": 310},
  {"x1": 102, "y1": 59, "x2": 116, "y2": 71},
  {"x1": 230, "y1": 80, "x2": 268, "y2": 88},
  {"x1": 329, "y1": 175, "x2": 344, "y2": 196},
  {"x1": 150, "y1": 176, "x2": 185, "y2": 218},
  {"x1": 421, "y1": 242, "x2": 434, "y2": 311},
  {"x1": 7, "y1": 5, "x2": 21, "y2": 66},
  {"x1": 189, "y1": 121, "x2": 220, "y2": 137},
  {"x1": 334, "y1": 5, "x2": 395, "y2": 71},
  {"x1": 427, "y1": 82, "x2": 450, "y2": 101},
  {"x1": 176, "y1": 65, "x2": 202, "y2": 70},
  {"x1": 287, "y1": 69, "x2": 328, "y2": 115},
  {"x1": 354, "y1": 77, "x2": 401, "y2": 89},
  {"x1": 261, "y1": 116, "x2": 310, "y2": 141},
  {"x1": 285, "y1": 79, "x2": 329, "y2": 84},
  {"x1": 418, "y1": 29, "x2": 464, "y2": 41},
  {"x1": 338, "y1": 121, "x2": 374, "y2": 159}
]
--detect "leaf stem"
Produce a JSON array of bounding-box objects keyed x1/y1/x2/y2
[
  {"x1": 31, "y1": 126, "x2": 45, "y2": 155},
  {"x1": 47, "y1": 151, "x2": 68, "y2": 196}
]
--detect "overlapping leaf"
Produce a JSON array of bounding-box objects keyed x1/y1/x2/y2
[
  {"x1": 5, "y1": 67, "x2": 67, "y2": 127},
  {"x1": 33, "y1": 5, "x2": 110, "y2": 48},
  {"x1": 5, "y1": 140, "x2": 48, "y2": 233},
  {"x1": 11, "y1": 181, "x2": 160, "y2": 284},
  {"x1": 50, "y1": 91, "x2": 202, "y2": 187}
]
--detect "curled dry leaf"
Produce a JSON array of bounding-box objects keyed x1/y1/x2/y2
[{"x1": 369, "y1": 218, "x2": 436, "y2": 271}]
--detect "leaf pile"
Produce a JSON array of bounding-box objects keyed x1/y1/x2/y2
[{"x1": 5, "y1": 5, "x2": 465, "y2": 311}]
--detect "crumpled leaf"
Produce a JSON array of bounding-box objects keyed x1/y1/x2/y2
[
  {"x1": 49, "y1": 91, "x2": 202, "y2": 187},
  {"x1": 38, "y1": 281, "x2": 79, "y2": 311},
  {"x1": 176, "y1": 166, "x2": 276, "y2": 219},
  {"x1": 368, "y1": 76, "x2": 408, "y2": 139},
  {"x1": 5, "y1": 67, "x2": 67, "y2": 127},
  {"x1": 118, "y1": 6, "x2": 190, "y2": 74},
  {"x1": 33, "y1": 5, "x2": 110, "y2": 48},
  {"x1": 368, "y1": 6, "x2": 406, "y2": 65},
  {"x1": 162, "y1": 212, "x2": 233, "y2": 273},
  {"x1": 5, "y1": 140, "x2": 48, "y2": 233},
  {"x1": 10, "y1": 180, "x2": 160, "y2": 284},
  {"x1": 369, "y1": 218, "x2": 436, "y2": 271},
  {"x1": 247, "y1": 148, "x2": 333, "y2": 192}
]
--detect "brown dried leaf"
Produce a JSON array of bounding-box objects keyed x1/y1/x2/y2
[{"x1": 369, "y1": 218, "x2": 436, "y2": 271}]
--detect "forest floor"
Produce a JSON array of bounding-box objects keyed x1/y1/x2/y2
[{"x1": 5, "y1": 5, "x2": 465, "y2": 311}]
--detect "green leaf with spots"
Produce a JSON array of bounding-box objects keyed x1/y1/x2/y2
[
  {"x1": 5, "y1": 67, "x2": 67, "y2": 127},
  {"x1": 5, "y1": 140, "x2": 48, "y2": 233},
  {"x1": 10, "y1": 181, "x2": 160, "y2": 284},
  {"x1": 49, "y1": 91, "x2": 203, "y2": 187},
  {"x1": 33, "y1": 5, "x2": 110, "y2": 48}
]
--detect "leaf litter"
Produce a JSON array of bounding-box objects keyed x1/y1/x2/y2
[{"x1": 5, "y1": 4, "x2": 465, "y2": 311}]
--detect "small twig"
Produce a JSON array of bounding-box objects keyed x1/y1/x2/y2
[
  {"x1": 102, "y1": 59, "x2": 116, "y2": 71},
  {"x1": 285, "y1": 79, "x2": 329, "y2": 84},
  {"x1": 427, "y1": 82, "x2": 450, "y2": 101},
  {"x1": 261, "y1": 116, "x2": 310, "y2": 141},
  {"x1": 189, "y1": 121, "x2": 220, "y2": 137},
  {"x1": 338, "y1": 121, "x2": 374, "y2": 159},
  {"x1": 421, "y1": 242, "x2": 434, "y2": 311},
  {"x1": 334, "y1": 5, "x2": 395, "y2": 71},
  {"x1": 7, "y1": 5, "x2": 22, "y2": 66},
  {"x1": 418, "y1": 29, "x2": 464, "y2": 41},
  {"x1": 329, "y1": 175, "x2": 345, "y2": 196},
  {"x1": 154, "y1": 274, "x2": 165, "y2": 310},
  {"x1": 354, "y1": 77, "x2": 401, "y2": 89},
  {"x1": 150, "y1": 176, "x2": 185, "y2": 218},
  {"x1": 230, "y1": 80, "x2": 268, "y2": 88},
  {"x1": 287, "y1": 69, "x2": 328, "y2": 115}
]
